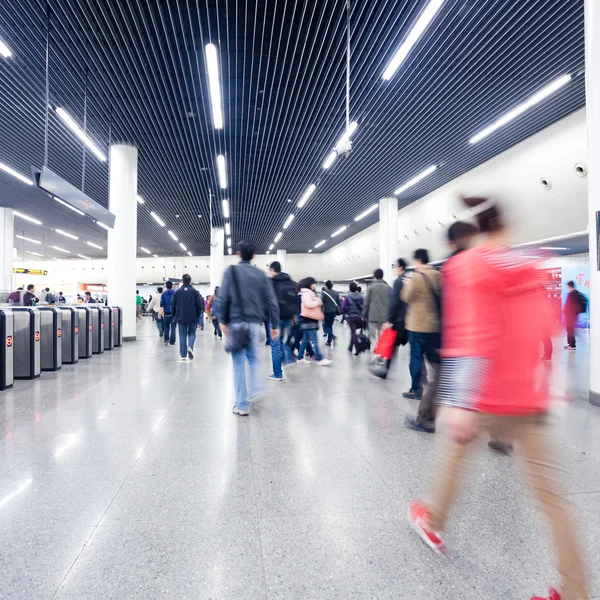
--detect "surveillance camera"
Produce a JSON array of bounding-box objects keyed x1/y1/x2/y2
[{"x1": 335, "y1": 138, "x2": 353, "y2": 157}]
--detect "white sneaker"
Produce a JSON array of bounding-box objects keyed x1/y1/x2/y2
[
  {"x1": 187, "y1": 346, "x2": 194, "y2": 359},
  {"x1": 232, "y1": 406, "x2": 249, "y2": 416},
  {"x1": 317, "y1": 359, "x2": 332, "y2": 366},
  {"x1": 299, "y1": 357, "x2": 312, "y2": 364},
  {"x1": 181, "y1": 356, "x2": 187, "y2": 361}
]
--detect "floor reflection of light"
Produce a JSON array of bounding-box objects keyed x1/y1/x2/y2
[
  {"x1": 54, "y1": 434, "x2": 78, "y2": 458},
  {"x1": 0, "y1": 478, "x2": 33, "y2": 510},
  {"x1": 96, "y1": 410, "x2": 109, "y2": 420},
  {"x1": 152, "y1": 409, "x2": 167, "y2": 431}
]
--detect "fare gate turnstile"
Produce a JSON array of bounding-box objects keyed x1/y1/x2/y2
[
  {"x1": 112, "y1": 306, "x2": 123, "y2": 347},
  {"x1": 58, "y1": 307, "x2": 79, "y2": 364},
  {"x1": 75, "y1": 306, "x2": 93, "y2": 359},
  {"x1": 38, "y1": 307, "x2": 62, "y2": 371},
  {"x1": 101, "y1": 306, "x2": 113, "y2": 350},
  {"x1": 0, "y1": 308, "x2": 14, "y2": 390},
  {"x1": 12, "y1": 308, "x2": 41, "y2": 379},
  {"x1": 90, "y1": 306, "x2": 104, "y2": 355}
]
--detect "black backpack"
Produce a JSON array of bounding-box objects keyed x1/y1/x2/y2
[
  {"x1": 277, "y1": 278, "x2": 299, "y2": 319},
  {"x1": 576, "y1": 291, "x2": 588, "y2": 314}
]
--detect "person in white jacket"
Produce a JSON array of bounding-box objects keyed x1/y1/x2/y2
[{"x1": 146, "y1": 286, "x2": 164, "y2": 337}]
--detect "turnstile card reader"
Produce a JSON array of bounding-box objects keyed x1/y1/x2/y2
[
  {"x1": 12, "y1": 308, "x2": 41, "y2": 379},
  {"x1": 58, "y1": 307, "x2": 79, "y2": 364},
  {"x1": 75, "y1": 306, "x2": 93, "y2": 359},
  {"x1": 0, "y1": 308, "x2": 14, "y2": 390},
  {"x1": 38, "y1": 307, "x2": 62, "y2": 371}
]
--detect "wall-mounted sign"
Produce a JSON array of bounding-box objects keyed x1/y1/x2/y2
[{"x1": 13, "y1": 268, "x2": 48, "y2": 276}]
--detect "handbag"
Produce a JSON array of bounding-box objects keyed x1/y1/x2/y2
[
  {"x1": 224, "y1": 266, "x2": 252, "y2": 353},
  {"x1": 374, "y1": 328, "x2": 397, "y2": 360}
]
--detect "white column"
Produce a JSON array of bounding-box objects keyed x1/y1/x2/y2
[
  {"x1": 586, "y1": 0, "x2": 600, "y2": 406},
  {"x1": 276, "y1": 249, "x2": 287, "y2": 272},
  {"x1": 0, "y1": 208, "x2": 14, "y2": 291},
  {"x1": 107, "y1": 144, "x2": 138, "y2": 341},
  {"x1": 210, "y1": 227, "x2": 225, "y2": 292},
  {"x1": 379, "y1": 197, "x2": 398, "y2": 285}
]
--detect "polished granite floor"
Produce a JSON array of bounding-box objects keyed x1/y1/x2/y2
[{"x1": 0, "y1": 319, "x2": 598, "y2": 599}]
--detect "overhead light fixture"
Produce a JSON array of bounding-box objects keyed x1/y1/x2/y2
[
  {"x1": 224, "y1": 222, "x2": 231, "y2": 235},
  {"x1": 394, "y1": 165, "x2": 437, "y2": 195},
  {"x1": 0, "y1": 163, "x2": 33, "y2": 186},
  {"x1": 14, "y1": 211, "x2": 42, "y2": 225},
  {"x1": 217, "y1": 154, "x2": 227, "y2": 189},
  {"x1": 25, "y1": 250, "x2": 43, "y2": 257},
  {"x1": 382, "y1": 0, "x2": 445, "y2": 81},
  {"x1": 96, "y1": 221, "x2": 110, "y2": 231},
  {"x1": 187, "y1": 251, "x2": 192, "y2": 257},
  {"x1": 283, "y1": 214, "x2": 295, "y2": 229},
  {"x1": 55, "y1": 228, "x2": 79, "y2": 240},
  {"x1": 266, "y1": 250, "x2": 270, "y2": 255},
  {"x1": 323, "y1": 151, "x2": 337, "y2": 170},
  {"x1": 54, "y1": 196, "x2": 85, "y2": 216},
  {"x1": 179, "y1": 243, "x2": 187, "y2": 251},
  {"x1": 222, "y1": 199, "x2": 230, "y2": 219},
  {"x1": 469, "y1": 74, "x2": 572, "y2": 144},
  {"x1": 86, "y1": 241, "x2": 103, "y2": 249},
  {"x1": 315, "y1": 240, "x2": 327, "y2": 248},
  {"x1": 77, "y1": 254, "x2": 91, "y2": 260},
  {"x1": 297, "y1": 184, "x2": 316, "y2": 208},
  {"x1": 323, "y1": 122, "x2": 358, "y2": 169},
  {"x1": 55, "y1": 107, "x2": 107, "y2": 161},
  {"x1": 168, "y1": 230, "x2": 178, "y2": 241},
  {"x1": 331, "y1": 225, "x2": 348, "y2": 238},
  {"x1": 274, "y1": 232, "x2": 283, "y2": 243},
  {"x1": 355, "y1": 204, "x2": 378, "y2": 221},
  {"x1": 140, "y1": 247, "x2": 151, "y2": 254},
  {"x1": 51, "y1": 245, "x2": 70, "y2": 253},
  {"x1": 136, "y1": 195, "x2": 145, "y2": 204},
  {"x1": 153, "y1": 254, "x2": 158, "y2": 258},
  {"x1": 308, "y1": 249, "x2": 313, "y2": 253},
  {"x1": 0, "y1": 39, "x2": 12, "y2": 58},
  {"x1": 16, "y1": 235, "x2": 41, "y2": 245},
  {"x1": 539, "y1": 246, "x2": 569, "y2": 251},
  {"x1": 205, "y1": 43, "x2": 224, "y2": 129},
  {"x1": 227, "y1": 248, "x2": 232, "y2": 255},
  {"x1": 269, "y1": 243, "x2": 274, "y2": 251},
  {"x1": 226, "y1": 237, "x2": 232, "y2": 248},
  {"x1": 150, "y1": 211, "x2": 165, "y2": 227}
]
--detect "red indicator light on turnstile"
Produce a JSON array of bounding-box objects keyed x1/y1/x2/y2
[
  {"x1": 35, "y1": 331, "x2": 40, "y2": 342},
  {"x1": 111, "y1": 321, "x2": 114, "y2": 327},
  {"x1": 6, "y1": 336, "x2": 12, "y2": 347},
  {"x1": 101, "y1": 323, "x2": 105, "y2": 329},
  {"x1": 74, "y1": 326, "x2": 79, "y2": 334},
  {"x1": 57, "y1": 329, "x2": 62, "y2": 337},
  {"x1": 89, "y1": 324, "x2": 92, "y2": 331}
]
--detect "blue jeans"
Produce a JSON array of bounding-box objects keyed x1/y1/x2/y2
[
  {"x1": 231, "y1": 322, "x2": 262, "y2": 411},
  {"x1": 163, "y1": 314, "x2": 176, "y2": 345},
  {"x1": 264, "y1": 320, "x2": 271, "y2": 345},
  {"x1": 178, "y1": 322, "x2": 196, "y2": 358},
  {"x1": 408, "y1": 330, "x2": 440, "y2": 393},
  {"x1": 298, "y1": 328, "x2": 323, "y2": 361},
  {"x1": 323, "y1": 311, "x2": 336, "y2": 343},
  {"x1": 155, "y1": 316, "x2": 164, "y2": 336},
  {"x1": 197, "y1": 313, "x2": 204, "y2": 329},
  {"x1": 270, "y1": 319, "x2": 294, "y2": 378}
]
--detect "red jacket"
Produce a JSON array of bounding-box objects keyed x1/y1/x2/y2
[{"x1": 441, "y1": 243, "x2": 552, "y2": 416}]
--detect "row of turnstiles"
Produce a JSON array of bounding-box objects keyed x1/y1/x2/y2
[{"x1": 0, "y1": 305, "x2": 123, "y2": 390}]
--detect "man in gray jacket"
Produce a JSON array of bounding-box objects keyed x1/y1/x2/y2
[
  {"x1": 219, "y1": 241, "x2": 280, "y2": 416},
  {"x1": 363, "y1": 269, "x2": 390, "y2": 344}
]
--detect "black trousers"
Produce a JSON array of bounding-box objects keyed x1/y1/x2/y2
[{"x1": 566, "y1": 321, "x2": 576, "y2": 348}]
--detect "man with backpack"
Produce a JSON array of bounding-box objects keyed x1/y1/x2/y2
[
  {"x1": 563, "y1": 280, "x2": 587, "y2": 350},
  {"x1": 321, "y1": 280, "x2": 341, "y2": 346},
  {"x1": 268, "y1": 261, "x2": 298, "y2": 381}
]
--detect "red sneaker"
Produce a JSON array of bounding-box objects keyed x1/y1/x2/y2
[
  {"x1": 408, "y1": 500, "x2": 446, "y2": 555},
  {"x1": 531, "y1": 588, "x2": 561, "y2": 600}
]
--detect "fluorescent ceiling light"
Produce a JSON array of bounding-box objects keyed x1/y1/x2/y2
[
  {"x1": 336, "y1": 121, "x2": 358, "y2": 147},
  {"x1": 217, "y1": 155, "x2": 227, "y2": 189},
  {"x1": 16, "y1": 235, "x2": 41, "y2": 245},
  {"x1": 86, "y1": 241, "x2": 103, "y2": 249},
  {"x1": 168, "y1": 230, "x2": 178, "y2": 241},
  {"x1": 226, "y1": 237, "x2": 232, "y2": 247},
  {"x1": 136, "y1": 195, "x2": 145, "y2": 204},
  {"x1": 179, "y1": 243, "x2": 187, "y2": 251},
  {"x1": 96, "y1": 221, "x2": 110, "y2": 231},
  {"x1": 140, "y1": 247, "x2": 151, "y2": 254},
  {"x1": 283, "y1": 214, "x2": 295, "y2": 229},
  {"x1": 274, "y1": 232, "x2": 283, "y2": 243},
  {"x1": 394, "y1": 164, "x2": 437, "y2": 195},
  {"x1": 355, "y1": 203, "x2": 378, "y2": 221},
  {"x1": 539, "y1": 246, "x2": 569, "y2": 250},
  {"x1": 315, "y1": 240, "x2": 327, "y2": 248},
  {"x1": 150, "y1": 211, "x2": 165, "y2": 227},
  {"x1": 14, "y1": 211, "x2": 41, "y2": 225},
  {"x1": 469, "y1": 74, "x2": 572, "y2": 144},
  {"x1": 0, "y1": 39, "x2": 12, "y2": 58},
  {"x1": 25, "y1": 251, "x2": 43, "y2": 257},
  {"x1": 297, "y1": 184, "x2": 316, "y2": 208},
  {"x1": 55, "y1": 228, "x2": 79, "y2": 240},
  {"x1": 382, "y1": 0, "x2": 445, "y2": 81},
  {"x1": 331, "y1": 225, "x2": 347, "y2": 238},
  {"x1": 187, "y1": 251, "x2": 192, "y2": 257},
  {"x1": 153, "y1": 254, "x2": 158, "y2": 258},
  {"x1": 222, "y1": 199, "x2": 230, "y2": 219},
  {"x1": 55, "y1": 107, "x2": 106, "y2": 161},
  {"x1": 308, "y1": 249, "x2": 313, "y2": 253},
  {"x1": 205, "y1": 44, "x2": 224, "y2": 129},
  {"x1": 323, "y1": 151, "x2": 337, "y2": 170},
  {"x1": 224, "y1": 222, "x2": 231, "y2": 235},
  {"x1": 269, "y1": 243, "x2": 274, "y2": 251},
  {"x1": 77, "y1": 254, "x2": 91, "y2": 260},
  {"x1": 54, "y1": 196, "x2": 85, "y2": 216},
  {"x1": 266, "y1": 250, "x2": 270, "y2": 255},
  {"x1": 228, "y1": 248, "x2": 232, "y2": 255},
  {"x1": 0, "y1": 163, "x2": 33, "y2": 185},
  {"x1": 51, "y1": 245, "x2": 70, "y2": 253}
]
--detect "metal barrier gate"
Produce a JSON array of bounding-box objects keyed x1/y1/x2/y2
[
  {"x1": 58, "y1": 307, "x2": 79, "y2": 364},
  {"x1": 37, "y1": 307, "x2": 62, "y2": 371},
  {"x1": 101, "y1": 306, "x2": 113, "y2": 350},
  {"x1": 12, "y1": 308, "x2": 41, "y2": 379},
  {"x1": 75, "y1": 306, "x2": 93, "y2": 359},
  {"x1": 90, "y1": 306, "x2": 104, "y2": 354},
  {"x1": 112, "y1": 306, "x2": 123, "y2": 347},
  {"x1": 0, "y1": 308, "x2": 14, "y2": 390}
]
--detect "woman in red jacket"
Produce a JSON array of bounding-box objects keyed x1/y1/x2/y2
[{"x1": 408, "y1": 197, "x2": 588, "y2": 600}]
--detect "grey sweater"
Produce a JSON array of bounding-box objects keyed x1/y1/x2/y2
[{"x1": 364, "y1": 279, "x2": 390, "y2": 324}]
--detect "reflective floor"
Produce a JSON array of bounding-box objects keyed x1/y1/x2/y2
[{"x1": 0, "y1": 319, "x2": 598, "y2": 599}]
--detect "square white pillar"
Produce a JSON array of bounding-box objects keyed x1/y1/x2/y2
[
  {"x1": 0, "y1": 208, "x2": 14, "y2": 291},
  {"x1": 210, "y1": 227, "x2": 225, "y2": 292},
  {"x1": 379, "y1": 197, "x2": 398, "y2": 285},
  {"x1": 276, "y1": 249, "x2": 287, "y2": 272}
]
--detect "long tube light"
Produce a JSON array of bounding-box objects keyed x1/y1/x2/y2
[
  {"x1": 96, "y1": 221, "x2": 110, "y2": 231},
  {"x1": 55, "y1": 228, "x2": 79, "y2": 240},
  {"x1": 0, "y1": 39, "x2": 12, "y2": 58},
  {"x1": 382, "y1": 0, "x2": 445, "y2": 81},
  {"x1": 226, "y1": 237, "x2": 232, "y2": 247},
  {"x1": 283, "y1": 214, "x2": 294, "y2": 229},
  {"x1": 331, "y1": 225, "x2": 348, "y2": 238},
  {"x1": 0, "y1": 162, "x2": 33, "y2": 185},
  {"x1": 168, "y1": 230, "x2": 178, "y2": 241},
  {"x1": 55, "y1": 107, "x2": 106, "y2": 161},
  {"x1": 150, "y1": 211, "x2": 165, "y2": 227},
  {"x1": 228, "y1": 248, "x2": 232, "y2": 255},
  {"x1": 469, "y1": 74, "x2": 572, "y2": 144},
  {"x1": 86, "y1": 241, "x2": 103, "y2": 249},
  {"x1": 25, "y1": 251, "x2": 43, "y2": 257},
  {"x1": 51, "y1": 245, "x2": 70, "y2": 253},
  {"x1": 323, "y1": 152, "x2": 337, "y2": 170},
  {"x1": 54, "y1": 196, "x2": 85, "y2": 216},
  {"x1": 323, "y1": 122, "x2": 359, "y2": 170},
  {"x1": 140, "y1": 247, "x2": 151, "y2": 254},
  {"x1": 187, "y1": 251, "x2": 192, "y2": 257},
  {"x1": 355, "y1": 204, "x2": 378, "y2": 221},
  {"x1": 14, "y1": 211, "x2": 42, "y2": 225},
  {"x1": 297, "y1": 184, "x2": 316, "y2": 208},
  {"x1": 269, "y1": 243, "x2": 274, "y2": 251},
  {"x1": 16, "y1": 235, "x2": 41, "y2": 245},
  {"x1": 77, "y1": 254, "x2": 91, "y2": 260},
  {"x1": 222, "y1": 199, "x2": 230, "y2": 219},
  {"x1": 217, "y1": 155, "x2": 227, "y2": 189},
  {"x1": 205, "y1": 44, "x2": 224, "y2": 129},
  {"x1": 394, "y1": 165, "x2": 437, "y2": 195},
  {"x1": 315, "y1": 240, "x2": 327, "y2": 248},
  {"x1": 274, "y1": 232, "x2": 283, "y2": 243},
  {"x1": 136, "y1": 195, "x2": 145, "y2": 204},
  {"x1": 179, "y1": 243, "x2": 187, "y2": 251},
  {"x1": 224, "y1": 222, "x2": 231, "y2": 235}
]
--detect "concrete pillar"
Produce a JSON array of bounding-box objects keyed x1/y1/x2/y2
[
  {"x1": 276, "y1": 249, "x2": 287, "y2": 272},
  {"x1": 107, "y1": 144, "x2": 138, "y2": 341},
  {"x1": 0, "y1": 208, "x2": 14, "y2": 291},
  {"x1": 379, "y1": 197, "x2": 398, "y2": 285},
  {"x1": 210, "y1": 227, "x2": 225, "y2": 292},
  {"x1": 586, "y1": 0, "x2": 600, "y2": 406}
]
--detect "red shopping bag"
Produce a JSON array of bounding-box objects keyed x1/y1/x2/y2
[{"x1": 373, "y1": 328, "x2": 397, "y2": 360}]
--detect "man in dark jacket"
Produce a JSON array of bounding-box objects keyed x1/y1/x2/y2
[
  {"x1": 321, "y1": 280, "x2": 340, "y2": 346},
  {"x1": 219, "y1": 241, "x2": 280, "y2": 416},
  {"x1": 170, "y1": 274, "x2": 203, "y2": 361},
  {"x1": 563, "y1": 280, "x2": 583, "y2": 350},
  {"x1": 160, "y1": 280, "x2": 176, "y2": 346},
  {"x1": 23, "y1": 284, "x2": 38, "y2": 307}
]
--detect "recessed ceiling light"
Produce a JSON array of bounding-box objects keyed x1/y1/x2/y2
[
  {"x1": 227, "y1": 248, "x2": 232, "y2": 255},
  {"x1": 25, "y1": 250, "x2": 43, "y2": 257},
  {"x1": 179, "y1": 243, "x2": 187, "y2": 251},
  {"x1": 394, "y1": 165, "x2": 437, "y2": 196},
  {"x1": 175, "y1": 214, "x2": 180, "y2": 218},
  {"x1": 269, "y1": 243, "x2": 274, "y2": 251},
  {"x1": 187, "y1": 251, "x2": 192, "y2": 257},
  {"x1": 51, "y1": 245, "x2": 70, "y2": 253},
  {"x1": 136, "y1": 195, "x2": 145, "y2": 204},
  {"x1": 153, "y1": 254, "x2": 158, "y2": 258},
  {"x1": 96, "y1": 221, "x2": 110, "y2": 231},
  {"x1": 308, "y1": 249, "x2": 313, "y2": 253},
  {"x1": 331, "y1": 225, "x2": 348, "y2": 238},
  {"x1": 55, "y1": 107, "x2": 106, "y2": 161},
  {"x1": 224, "y1": 222, "x2": 231, "y2": 235},
  {"x1": 86, "y1": 241, "x2": 103, "y2": 249},
  {"x1": 323, "y1": 151, "x2": 337, "y2": 170},
  {"x1": 283, "y1": 214, "x2": 295, "y2": 229},
  {"x1": 266, "y1": 250, "x2": 270, "y2": 255},
  {"x1": 14, "y1": 211, "x2": 42, "y2": 225},
  {"x1": 226, "y1": 237, "x2": 232, "y2": 247},
  {"x1": 217, "y1": 155, "x2": 227, "y2": 189},
  {"x1": 150, "y1": 211, "x2": 165, "y2": 227},
  {"x1": 297, "y1": 184, "x2": 316, "y2": 208},
  {"x1": 315, "y1": 240, "x2": 327, "y2": 248},
  {"x1": 222, "y1": 199, "x2": 230, "y2": 219},
  {"x1": 205, "y1": 43, "x2": 224, "y2": 129},
  {"x1": 54, "y1": 196, "x2": 85, "y2": 216},
  {"x1": 355, "y1": 204, "x2": 379, "y2": 221},
  {"x1": 539, "y1": 246, "x2": 569, "y2": 251},
  {"x1": 168, "y1": 230, "x2": 178, "y2": 241},
  {"x1": 140, "y1": 247, "x2": 151, "y2": 254},
  {"x1": 0, "y1": 38, "x2": 13, "y2": 58},
  {"x1": 55, "y1": 228, "x2": 79, "y2": 240},
  {"x1": 77, "y1": 254, "x2": 91, "y2": 260},
  {"x1": 274, "y1": 232, "x2": 283, "y2": 243},
  {"x1": 197, "y1": 214, "x2": 202, "y2": 218},
  {"x1": 16, "y1": 234, "x2": 41, "y2": 245},
  {"x1": 0, "y1": 163, "x2": 33, "y2": 186}
]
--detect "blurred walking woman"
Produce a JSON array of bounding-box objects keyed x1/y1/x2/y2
[
  {"x1": 408, "y1": 197, "x2": 588, "y2": 600},
  {"x1": 297, "y1": 278, "x2": 331, "y2": 366}
]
